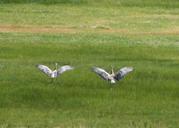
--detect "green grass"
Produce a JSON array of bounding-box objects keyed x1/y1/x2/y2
[
  {"x1": 0, "y1": 4, "x2": 178, "y2": 33},
  {"x1": 0, "y1": 1, "x2": 179, "y2": 128},
  {"x1": 0, "y1": 0, "x2": 179, "y2": 8}
]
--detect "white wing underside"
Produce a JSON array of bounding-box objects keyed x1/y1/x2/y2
[
  {"x1": 58, "y1": 65, "x2": 74, "y2": 74},
  {"x1": 92, "y1": 67, "x2": 111, "y2": 80},
  {"x1": 119, "y1": 67, "x2": 133, "y2": 77},
  {"x1": 37, "y1": 64, "x2": 53, "y2": 77}
]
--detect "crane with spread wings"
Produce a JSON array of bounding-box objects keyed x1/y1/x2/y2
[
  {"x1": 92, "y1": 66, "x2": 133, "y2": 84},
  {"x1": 37, "y1": 63, "x2": 74, "y2": 79}
]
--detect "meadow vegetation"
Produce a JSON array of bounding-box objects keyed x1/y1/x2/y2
[{"x1": 0, "y1": 0, "x2": 179, "y2": 127}]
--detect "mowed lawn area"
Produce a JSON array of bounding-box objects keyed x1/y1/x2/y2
[{"x1": 0, "y1": 1, "x2": 179, "y2": 128}]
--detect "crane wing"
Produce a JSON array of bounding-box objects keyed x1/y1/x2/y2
[
  {"x1": 57, "y1": 65, "x2": 74, "y2": 74},
  {"x1": 114, "y1": 67, "x2": 133, "y2": 81},
  {"x1": 37, "y1": 64, "x2": 52, "y2": 77},
  {"x1": 92, "y1": 67, "x2": 111, "y2": 80}
]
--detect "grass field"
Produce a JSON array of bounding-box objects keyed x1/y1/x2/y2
[{"x1": 0, "y1": 1, "x2": 179, "y2": 128}]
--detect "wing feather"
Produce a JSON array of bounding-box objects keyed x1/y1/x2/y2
[
  {"x1": 114, "y1": 67, "x2": 133, "y2": 81},
  {"x1": 37, "y1": 64, "x2": 52, "y2": 77},
  {"x1": 92, "y1": 67, "x2": 111, "y2": 80},
  {"x1": 57, "y1": 65, "x2": 74, "y2": 74}
]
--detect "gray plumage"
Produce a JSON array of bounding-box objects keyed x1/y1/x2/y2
[
  {"x1": 37, "y1": 64, "x2": 74, "y2": 78},
  {"x1": 114, "y1": 67, "x2": 133, "y2": 81},
  {"x1": 92, "y1": 66, "x2": 133, "y2": 84}
]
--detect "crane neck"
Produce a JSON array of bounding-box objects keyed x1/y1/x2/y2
[
  {"x1": 111, "y1": 67, "x2": 115, "y2": 76},
  {"x1": 55, "y1": 63, "x2": 58, "y2": 70}
]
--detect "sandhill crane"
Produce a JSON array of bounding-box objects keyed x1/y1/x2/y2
[
  {"x1": 92, "y1": 66, "x2": 133, "y2": 84},
  {"x1": 37, "y1": 63, "x2": 74, "y2": 79}
]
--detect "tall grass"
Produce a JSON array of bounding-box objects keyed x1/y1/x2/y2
[
  {"x1": 0, "y1": 1, "x2": 179, "y2": 127},
  {"x1": 0, "y1": 32, "x2": 179, "y2": 127}
]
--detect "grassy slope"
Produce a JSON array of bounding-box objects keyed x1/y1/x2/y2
[{"x1": 0, "y1": 1, "x2": 179, "y2": 128}]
